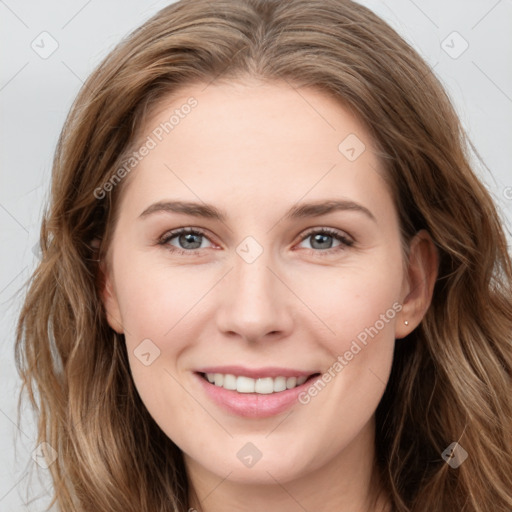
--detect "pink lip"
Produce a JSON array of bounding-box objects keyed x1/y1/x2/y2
[
  {"x1": 193, "y1": 371, "x2": 320, "y2": 418},
  {"x1": 195, "y1": 365, "x2": 316, "y2": 379}
]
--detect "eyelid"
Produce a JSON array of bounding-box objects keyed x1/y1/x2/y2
[
  {"x1": 158, "y1": 226, "x2": 211, "y2": 244},
  {"x1": 158, "y1": 227, "x2": 217, "y2": 254},
  {"x1": 299, "y1": 226, "x2": 354, "y2": 246},
  {"x1": 158, "y1": 226, "x2": 354, "y2": 255}
]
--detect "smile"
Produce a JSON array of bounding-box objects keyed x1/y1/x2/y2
[
  {"x1": 194, "y1": 365, "x2": 322, "y2": 417},
  {"x1": 200, "y1": 372, "x2": 318, "y2": 394}
]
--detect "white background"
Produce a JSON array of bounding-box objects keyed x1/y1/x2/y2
[{"x1": 1, "y1": 0, "x2": 511, "y2": 509}]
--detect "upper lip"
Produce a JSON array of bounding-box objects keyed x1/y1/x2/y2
[{"x1": 195, "y1": 365, "x2": 319, "y2": 379}]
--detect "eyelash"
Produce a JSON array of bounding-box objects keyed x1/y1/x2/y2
[{"x1": 157, "y1": 227, "x2": 354, "y2": 257}]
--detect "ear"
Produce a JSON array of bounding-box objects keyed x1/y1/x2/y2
[
  {"x1": 395, "y1": 229, "x2": 439, "y2": 339},
  {"x1": 97, "y1": 257, "x2": 124, "y2": 334}
]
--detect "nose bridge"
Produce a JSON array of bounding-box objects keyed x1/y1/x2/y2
[
  {"x1": 234, "y1": 249, "x2": 277, "y2": 304},
  {"x1": 215, "y1": 236, "x2": 292, "y2": 341}
]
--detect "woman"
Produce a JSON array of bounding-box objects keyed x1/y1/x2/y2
[{"x1": 15, "y1": 0, "x2": 512, "y2": 511}]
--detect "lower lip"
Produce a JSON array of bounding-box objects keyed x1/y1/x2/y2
[{"x1": 194, "y1": 373, "x2": 318, "y2": 418}]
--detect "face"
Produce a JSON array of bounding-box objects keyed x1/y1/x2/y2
[{"x1": 101, "y1": 79, "x2": 434, "y2": 488}]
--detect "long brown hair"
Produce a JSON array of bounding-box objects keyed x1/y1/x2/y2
[{"x1": 15, "y1": 0, "x2": 512, "y2": 510}]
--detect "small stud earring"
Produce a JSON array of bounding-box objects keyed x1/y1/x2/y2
[{"x1": 404, "y1": 320, "x2": 409, "y2": 326}]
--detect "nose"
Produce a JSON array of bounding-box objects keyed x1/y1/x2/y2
[{"x1": 215, "y1": 247, "x2": 294, "y2": 344}]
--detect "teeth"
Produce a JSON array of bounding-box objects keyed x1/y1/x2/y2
[
  {"x1": 223, "y1": 374, "x2": 237, "y2": 390},
  {"x1": 255, "y1": 377, "x2": 273, "y2": 394},
  {"x1": 273, "y1": 376, "x2": 287, "y2": 392},
  {"x1": 237, "y1": 376, "x2": 255, "y2": 393},
  {"x1": 204, "y1": 373, "x2": 312, "y2": 394},
  {"x1": 286, "y1": 377, "x2": 297, "y2": 389}
]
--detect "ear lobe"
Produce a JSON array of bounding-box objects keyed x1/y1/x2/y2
[
  {"x1": 97, "y1": 259, "x2": 124, "y2": 334},
  {"x1": 395, "y1": 230, "x2": 439, "y2": 339}
]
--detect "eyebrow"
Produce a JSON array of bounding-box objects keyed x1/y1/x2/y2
[{"x1": 139, "y1": 199, "x2": 376, "y2": 223}]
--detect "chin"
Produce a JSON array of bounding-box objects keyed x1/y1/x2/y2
[{"x1": 195, "y1": 446, "x2": 314, "y2": 485}]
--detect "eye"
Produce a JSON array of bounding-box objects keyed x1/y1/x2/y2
[
  {"x1": 296, "y1": 227, "x2": 354, "y2": 255},
  {"x1": 158, "y1": 228, "x2": 214, "y2": 255},
  {"x1": 158, "y1": 226, "x2": 354, "y2": 256}
]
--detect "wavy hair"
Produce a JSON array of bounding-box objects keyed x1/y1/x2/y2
[{"x1": 15, "y1": 0, "x2": 512, "y2": 510}]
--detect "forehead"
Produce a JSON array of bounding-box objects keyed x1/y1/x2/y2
[{"x1": 117, "y1": 80, "x2": 394, "y2": 223}]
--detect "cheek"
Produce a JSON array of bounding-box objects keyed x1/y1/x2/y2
[
  {"x1": 113, "y1": 253, "x2": 218, "y2": 418},
  {"x1": 115, "y1": 253, "x2": 202, "y2": 432},
  {"x1": 114, "y1": 252, "x2": 214, "y2": 345},
  {"x1": 292, "y1": 257, "x2": 403, "y2": 349},
  {"x1": 291, "y1": 257, "x2": 402, "y2": 412}
]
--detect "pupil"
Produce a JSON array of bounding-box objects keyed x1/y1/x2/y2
[
  {"x1": 181, "y1": 233, "x2": 201, "y2": 249},
  {"x1": 312, "y1": 233, "x2": 332, "y2": 249}
]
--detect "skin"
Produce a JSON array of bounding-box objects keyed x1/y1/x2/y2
[{"x1": 101, "y1": 78, "x2": 438, "y2": 512}]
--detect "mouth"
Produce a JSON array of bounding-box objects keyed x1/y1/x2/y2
[
  {"x1": 197, "y1": 371, "x2": 321, "y2": 395},
  {"x1": 193, "y1": 365, "x2": 322, "y2": 417}
]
